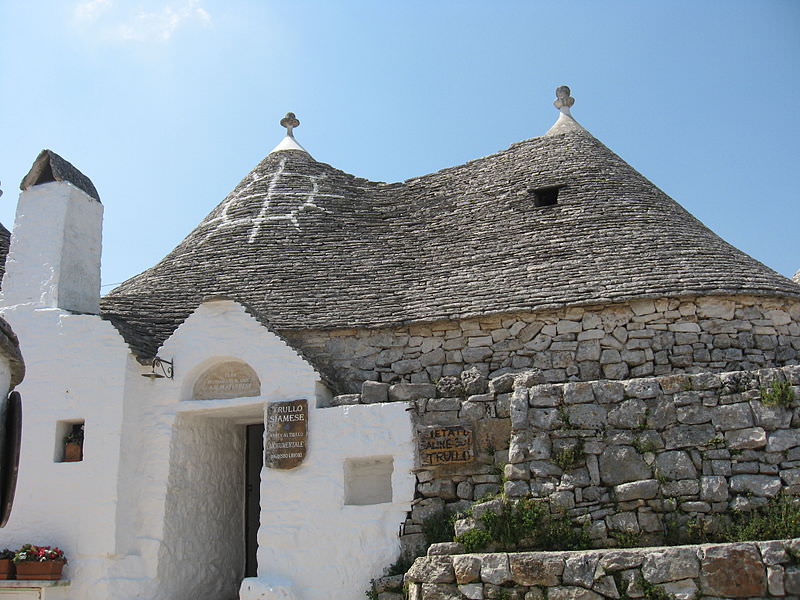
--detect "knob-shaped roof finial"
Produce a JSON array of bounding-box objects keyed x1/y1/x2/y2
[
  {"x1": 553, "y1": 86, "x2": 575, "y2": 114},
  {"x1": 280, "y1": 112, "x2": 300, "y2": 137}
]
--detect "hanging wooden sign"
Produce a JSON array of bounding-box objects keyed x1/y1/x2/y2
[{"x1": 265, "y1": 399, "x2": 308, "y2": 469}]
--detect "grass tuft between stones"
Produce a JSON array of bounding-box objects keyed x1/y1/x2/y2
[
  {"x1": 760, "y1": 379, "x2": 794, "y2": 407},
  {"x1": 454, "y1": 498, "x2": 591, "y2": 552},
  {"x1": 665, "y1": 493, "x2": 800, "y2": 545}
]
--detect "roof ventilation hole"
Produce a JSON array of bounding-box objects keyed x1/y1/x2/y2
[{"x1": 530, "y1": 186, "x2": 561, "y2": 208}]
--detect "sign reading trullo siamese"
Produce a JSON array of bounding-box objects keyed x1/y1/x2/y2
[
  {"x1": 418, "y1": 425, "x2": 474, "y2": 466},
  {"x1": 265, "y1": 399, "x2": 308, "y2": 469}
]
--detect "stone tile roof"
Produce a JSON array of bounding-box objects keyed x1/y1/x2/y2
[
  {"x1": 20, "y1": 150, "x2": 100, "y2": 202},
  {"x1": 0, "y1": 316, "x2": 24, "y2": 388},
  {"x1": 0, "y1": 223, "x2": 9, "y2": 284},
  {"x1": 100, "y1": 128, "x2": 800, "y2": 360}
]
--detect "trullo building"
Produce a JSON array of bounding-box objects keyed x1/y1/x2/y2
[{"x1": 0, "y1": 87, "x2": 798, "y2": 600}]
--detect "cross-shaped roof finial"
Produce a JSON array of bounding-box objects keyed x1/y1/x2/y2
[
  {"x1": 553, "y1": 86, "x2": 575, "y2": 115},
  {"x1": 280, "y1": 112, "x2": 300, "y2": 137}
]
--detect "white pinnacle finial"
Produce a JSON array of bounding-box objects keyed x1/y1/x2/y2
[
  {"x1": 545, "y1": 84, "x2": 585, "y2": 136},
  {"x1": 553, "y1": 85, "x2": 575, "y2": 116},
  {"x1": 280, "y1": 112, "x2": 300, "y2": 137},
  {"x1": 271, "y1": 111, "x2": 309, "y2": 154}
]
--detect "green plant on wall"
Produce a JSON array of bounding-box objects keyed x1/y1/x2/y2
[
  {"x1": 422, "y1": 511, "x2": 456, "y2": 546},
  {"x1": 457, "y1": 528, "x2": 492, "y2": 553},
  {"x1": 557, "y1": 405, "x2": 572, "y2": 429},
  {"x1": 632, "y1": 436, "x2": 657, "y2": 455},
  {"x1": 720, "y1": 494, "x2": 800, "y2": 541},
  {"x1": 611, "y1": 529, "x2": 642, "y2": 548},
  {"x1": 664, "y1": 495, "x2": 800, "y2": 545},
  {"x1": 553, "y1": 441, "x2": 584, "y2": 471},
  {"x1": 641, "y1": 578, "x2": 674, "y2": 600},
  {"x1": 454, "y1": 498, "x2": 590, "y2": 552},
  {"x1": 760, "y1": 380, "x2": 794, "y2": 408},
  {"x1": 364, "y1": 581, "x2": 379, "y2": 600}
]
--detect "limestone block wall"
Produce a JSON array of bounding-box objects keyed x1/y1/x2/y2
[
  {"x1": 404, "y1": 539, "x2": 800, "y2": 599},
  {"x1": 321, "y1": 370, "x2": 544, "y2": 563},
  {"x1": 337, "y1": 365, "x2": 800, "y2": 572},
  {"x1": 284, "y1": 294, "x2": 800, "y2": 393},
  {"x1": 507, "y1": 365, "x2": 800, "y2": 547}
]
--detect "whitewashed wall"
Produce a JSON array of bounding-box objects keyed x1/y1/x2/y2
[
  {"x1": 106, "y1": 300, "x2": 319, "y2": 600},
  {"x1": 0, "y1": 304, "x2": 131, "y2": 600},
  {"x1": 157, "y1": 300, "x2": 417, "y2": 600},
  {"x1": 1, "y1": 183, "x2": 102, "y2": 314},
  {"x1": 242, "y1": 401, "x2": 416, "y2": 600},
  {"x1": 0, "y1": 295, "x2": 416, "y2": 600}
]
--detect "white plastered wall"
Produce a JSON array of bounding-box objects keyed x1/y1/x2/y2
[
  {"x1": 1, "y1": 183, "x2": 102, "y2": 314},
  {"x1": 136, "y1": 300, "x2": 416, "y2": 600},
  {"x1": 106, "y1": 299, "x2": 316, "y2": 600},
  {"x1": 0, "y1": 303, "x2": 131, "y2": 600},
  {"x1": 244, "y1": 401, "x2": 416, "y2": 600},
  {"x1": 0, "y1": 296, "x2": 415, "y2": 600}
]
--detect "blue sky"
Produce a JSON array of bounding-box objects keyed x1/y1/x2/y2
[{"x1": 1, "y1": 1, "x2": 798, "y2": 289}]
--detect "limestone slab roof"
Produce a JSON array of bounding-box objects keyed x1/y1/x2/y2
[
  {"x1": 0, "y1": 223, "x2": 9, "y2": 283},
  {"x1": 20, "y1": 150, "x2": 100, "y2": 202},
  {"x1": 0, "y1": 316, "x2": 24, "y2": 388},
  {"x1": 100, "y1": 128, "x2": 800, "y2": 360}
]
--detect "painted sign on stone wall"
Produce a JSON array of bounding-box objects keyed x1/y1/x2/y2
[
  {"x1": 265, "y1": 399, "x2": 308, "y2": 469},
  {"x1": 418, "y1": 425, "x2": 474, "y2": 466}
]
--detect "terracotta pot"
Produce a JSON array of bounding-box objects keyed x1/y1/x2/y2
[
  {"x1": 63, "y1": 443, "x2": 82, "y2": 462},
  {"x1": 0, "y1": 559, "x2": 14, "y2": 579},
  {"x1": 14, "y1": 560, "x2": 65, "y2": 580}
]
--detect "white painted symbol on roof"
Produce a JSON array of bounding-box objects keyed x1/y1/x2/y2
[{"x1": 199, "y1": 157, "x2": 343, "y2": 240}]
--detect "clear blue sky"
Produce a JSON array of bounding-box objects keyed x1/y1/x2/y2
[{"x1": 1, "y1": 1, "x2": 798, "y2": 289}]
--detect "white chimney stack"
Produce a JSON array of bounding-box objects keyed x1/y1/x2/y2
[{"x1": 1, "y1": 150, "x2": 103, "y2": 314}]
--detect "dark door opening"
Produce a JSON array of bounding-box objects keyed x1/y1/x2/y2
[{"x1": 245, "y1": 423, "x2": 264, "y2": 578}]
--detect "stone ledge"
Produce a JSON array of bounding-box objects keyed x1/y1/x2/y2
[
  {"x1": 0, "y1": 579, "x2": 71, "y2": 587},
  {"x1": 406, "y1": 539, "x2": 800, "y2": 599}
]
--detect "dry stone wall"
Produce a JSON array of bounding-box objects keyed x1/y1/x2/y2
[
  {"x1": 328, "y1": 365, "x2": 800, "y2": 564},
  {"x1": 319, "y1": 368, "x2": 534, "y2": 562},
  {"x1": 284, "y1": 294, "x2": 800, "y2": 393},
  {"x1": 404, "y1": 539, "x2": 800, "y2": 599},
  {"x1": 506, "y1": 365, "x2": 800, "y2": 548}
]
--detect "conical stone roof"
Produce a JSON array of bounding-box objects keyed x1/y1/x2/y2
[{"x1": 100, "y1": 127, "x2": 800, "y2": 360}]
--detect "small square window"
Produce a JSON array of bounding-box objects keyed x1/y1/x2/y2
[
  {"x1": 530, "y1": 186, "x2": 561, "y2": 207},
  {"x1": 343, "y1": 456, "x2": 393, "y2": 505},
  {"x1": 54, "y1": 420, "x2": 84, "y2": 462}
]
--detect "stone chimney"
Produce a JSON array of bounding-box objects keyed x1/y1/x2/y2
[{"x1": 1, "y1": 150, "x2": 103, "y2": 314}]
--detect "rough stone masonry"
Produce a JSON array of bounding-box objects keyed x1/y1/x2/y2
[{"x1": 288, "y1": 294, "x2": 800, "y2": 393}]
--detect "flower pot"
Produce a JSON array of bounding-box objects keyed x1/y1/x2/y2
[
  {"x1": 0, "y1": 559, "x2": 14, "y2": 579},
  {"x1": 15, "y1": 560, "x2": 65, "y2": 580},
  {"x1": 63, "y1": 443, "x2": 82, "y2": 462}
]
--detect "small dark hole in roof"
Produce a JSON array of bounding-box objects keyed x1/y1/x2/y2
[{"x1": 530, "y1": 186, "x2": 561, "y2": 208}]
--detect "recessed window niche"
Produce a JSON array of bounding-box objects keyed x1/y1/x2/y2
[
  {"x1": 344, "y1": 456, "x2": 393, "y2": 506},
  {"x1": 54, "y1": 419, "x2": 84, "y2": 462}
]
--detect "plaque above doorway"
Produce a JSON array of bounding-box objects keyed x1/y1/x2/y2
[{"x1": 193, "y1": 361, "x2": 261, "y2": 400}]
